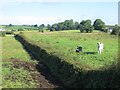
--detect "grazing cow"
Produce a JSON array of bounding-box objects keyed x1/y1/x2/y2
[
  {"x1": 97, "y1": 42, "x2": 104, "y2": 54},
  {"x1": 76, "y1": 46, "x2": 82, "y2": 52}
]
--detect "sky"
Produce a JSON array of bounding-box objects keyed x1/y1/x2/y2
[{"x1": 0, "y1": 1, "x2": 119, "y2": 25}]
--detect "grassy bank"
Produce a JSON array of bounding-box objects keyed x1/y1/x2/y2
[
  {"x1": 15, "y1": 30, "x2": 119, "y2": 88},
  {"x1": 22, "y1": 31, "x2": 118, "y2": 69}
]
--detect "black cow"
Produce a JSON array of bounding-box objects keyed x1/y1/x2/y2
[{"x1": 76, "y1": 46, "x2": 82, "y2": 52}]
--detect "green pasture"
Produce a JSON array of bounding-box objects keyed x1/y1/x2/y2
[
  {"x1": 0, "y1": 25, "x2": 5, "y2": 28},
  {"x1": 1, "y1": 30, "x2": 119, "y2": 88},
  {"x1": 4, "y1": 25, "x2": 38, "y2": 31},
  {"x1": 2, "y1": 36, "x2": 38, "y2": 88},
  {"x1": 2, "y1": 36, "x2": 32, "y2": 61},
  {"x1": 22, "y1": 30, "x2": 118, "y2": 70}
]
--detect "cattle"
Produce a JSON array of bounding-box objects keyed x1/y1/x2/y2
[
  {"x1": 76, "y1": 46, "x2": 83, "y2": 52},
  {"x1": 97, "y1": 42, "x2": 104, "y2": 54}
]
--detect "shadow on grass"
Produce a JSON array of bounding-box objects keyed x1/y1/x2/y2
[
  {"x1": 14, "y1": 35, "x2": 64, "y2": 88},
  {"x1": 14, "y1": 35, "x2": 36, "y2": 60},
  {"x1": 84, "y1": 52, "x2": 98, "y2": 55}
]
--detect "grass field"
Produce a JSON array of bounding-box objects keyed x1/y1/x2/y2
[
  {"x1": 2, "y1": 35, "x2": 63, "y2": 88},
  {"x1": 2, "y1": 30, "x2": 119, "y2": 88},
  {"x1": 0, "y1": 25, "x2": 5, "y2": 28},
  {"x1": 2, "y1": 36, "x2": 38, "y2": 88},
  {"x1": 3, "y1": 25, "x2": 38, "y2": 31},
  {"x1": 22, "y1": 30, "x2": 118, "y2": 70},
  {"x1": 2, "y1": 36, "x2": 32, "y2": 61}
]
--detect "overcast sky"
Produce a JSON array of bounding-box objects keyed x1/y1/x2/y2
[{"x1": 0, "y1": 0, "x2": 119, "y2": 25}]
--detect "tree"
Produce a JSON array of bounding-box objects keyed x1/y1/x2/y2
[
  {"x1": 93, "y1": 19, "x2": 106, "y2": 31},
  {"x1": 111, "y1": 25, "x2": 120, "y2": 35},
  {"x1": 34, "y1": 24, "x2": 38, "y2": 27},
  {"x1": 39, "y1": 24, "x2": 45, "y2": 29},
  {"x1": 9, "y1": 24, "x2": 12, "y2": 26},
  {"x1": 63, "y1": 19, "x2": 74, "y2": 30},
  {"x1": 64, "y1": 20, "x2": 69, "y2": 30},
  {"x1": 80, "y1": 19, "x2": 94, "y2": 33},
  {"x1": 74, "y1": 22, "x2": 79, "y2": 30},
  {"x1": 69, "y1": 19, "x2": 74, "y2": 30},
  {"x1": 50, "y1": 27, "x2": 55, "y2": 31},
  {"x1": 39, "y1": 24, "x2": 45, "y2": 32},
  {"x1": 50, "y1": 24, "x2": 58, "y2": 31},
  {"x1": 79, "y1": 20, "x2": 85, "y2": 32},
  {"x1": 57, "y1": 23, "x2": 64, "y2": 30},
  {"x1": 53, "y1": 24, "x2": 59, "y2": 31},
  {"x1": 47, "y1": 24, "x2": 51, "y2": 30}
]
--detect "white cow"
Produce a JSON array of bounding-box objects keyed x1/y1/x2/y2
[{"x1": 97, "y1": 42, "x2": 104, "y2": 54}]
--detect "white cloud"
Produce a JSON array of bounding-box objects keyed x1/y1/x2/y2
[{"x1": 0, "y1": 16, "x2": 68, "y2": 25}]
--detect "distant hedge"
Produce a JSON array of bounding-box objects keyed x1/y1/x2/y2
[
  {"x1": 0, "y1": 31, "x2": 14, "y2": 37},
  {"x1": 5, "y1": 31, "x2": 14, "y2": 35}
]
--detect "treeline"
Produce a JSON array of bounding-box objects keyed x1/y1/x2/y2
[
  {"x1": 17, "y1": 19, "x2": 106, "y2": 32},
  {"x1": 38, "y1": 19, "x2": 120, "y2": 35},
  {"x1": 44, "y1": 19, "x2": 106, "y2": 33},
  {"x1": 4, "y1": 18, "x2": 120, "y2": 35},
  {"x1": 38, "y1": 19, "x2": 119, "y2": 35},
  {"x1": 111, "y1": 25, "x2": 120, "y2": 35}
]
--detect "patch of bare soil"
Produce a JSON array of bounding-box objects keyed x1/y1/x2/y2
[{"x1": 6, "y1": 59, "x2": 63, "y2": 88}]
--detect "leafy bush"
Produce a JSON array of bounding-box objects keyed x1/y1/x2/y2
[
  {"x1": 0, "y1": 31, "x2": 6, "y2": 37},
  {"x1": 111, "y1": 25, "x2": 120, "y2": 35},
  {"x1": 39, "y1": 29, "x2": 44, "y2": 33}
]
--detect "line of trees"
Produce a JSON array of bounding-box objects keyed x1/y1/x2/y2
[
  {"x1": 111, "y1": 24, "x2": 120, "y2": 35},
  {"x1": 7, "y1": 18, "x2": 120, "y2": 35},
  {"x1": 80, "y1": 19, "x2": 94, "y2": 33},
  {"x1": 38, "y1": 19, "x2": 106, "y2": 33}
]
